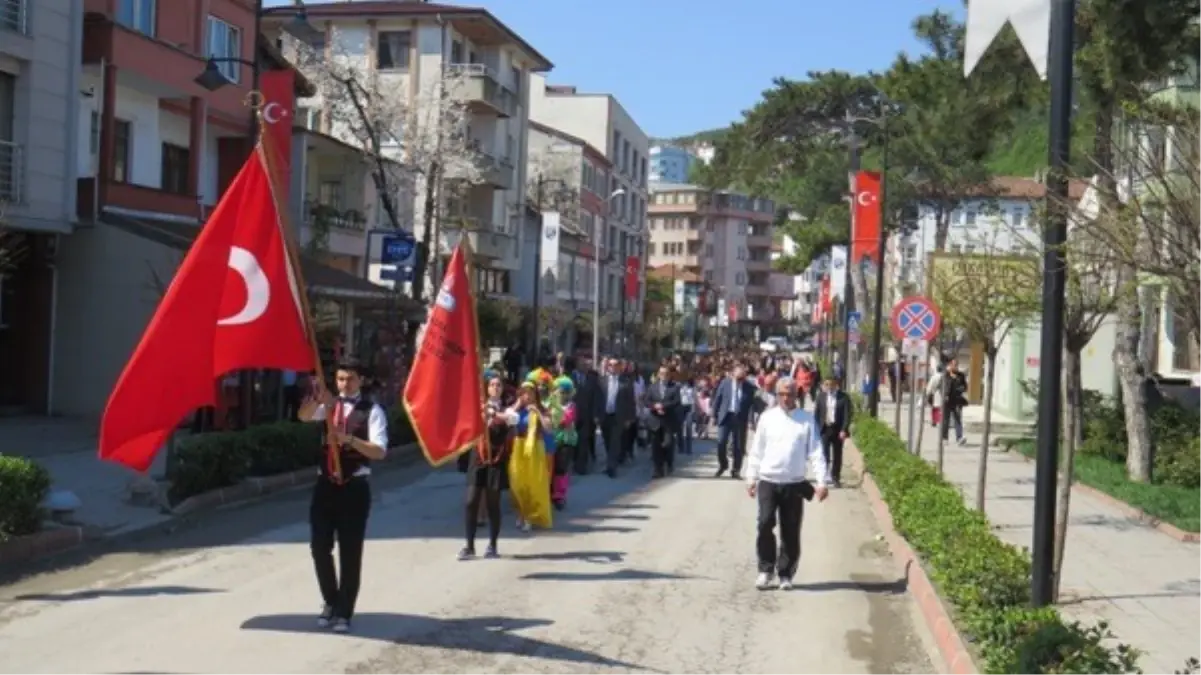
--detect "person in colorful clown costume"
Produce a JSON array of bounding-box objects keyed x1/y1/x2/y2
[
  {"x1": 506, "y1": 380, "x2": 555, "y2": 531},
  {"x1": 548, "y1": 376, "x2": 578, "y2": 510}
]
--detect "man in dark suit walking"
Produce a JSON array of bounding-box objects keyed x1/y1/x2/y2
[
  {"x1": 573, "y1": 365, "x2": 603, "y2": 475},
  {"x1": 600, "y1": 357, "x2": 637, "y2": 478},
  {"x1": 813, "y1": 376, "x2": 853, "y2": 487},
  {"x1": 645, "y1": 364, "x2": 682, "y2": 478},
  {"x1": 711, "y1": 362, "x2": 757, "y2": 479}
]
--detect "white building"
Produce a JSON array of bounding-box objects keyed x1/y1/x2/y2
[
  {"x1": 264, "y1": 2, "x2": 553, "y2": 293},
  {"x1": 528, "y1": 74, "x2": 649, "y2": 326},
  {"x1": 0, "y1": 0, "x2": 83, "y2": 414}
]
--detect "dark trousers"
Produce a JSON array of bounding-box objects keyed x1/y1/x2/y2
[
  {"x1": 282, "y1": 384, "x2": 301, "y2": 420},
  {"x1": 677, "y1": 405, "x2": 693, "y2": 455},
  {"x1": 575, "y1": 419, "x2": 597, "y2": 474},
  {"x1": 941, "y1": 404, "x2": 965, "y2": 441},
  {"x1": 820, "y1": 426, "x2": 844, "y2": 483},
  {"x1": 716, "y1": 420, "x2": 747, "y2": 473},
  {"x1": 465, "y1": 482, "x2": 501, "y2": 550},
  {"x1": 603, "y1": 414, "x2": 635, "y2": 470},
  {"x1": 649, "y1": 423, "x2": 673, "y2": 474},
  {"x1": 310, "y1": 477, "x2": 371, "y2": 620},
  {"x1": 756, "y1": 480, "x2": 806, "y2": 578}
]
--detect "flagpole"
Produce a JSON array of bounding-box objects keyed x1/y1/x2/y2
[{"x1": 252, "y1": 99, "x2": 342, "y2": 477}]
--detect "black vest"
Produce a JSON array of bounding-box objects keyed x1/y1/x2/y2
[{"x1": 320, "y1": 398, "x2": 375, "y2": 479}]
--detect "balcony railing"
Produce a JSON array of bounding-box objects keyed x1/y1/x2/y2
[
  {"x1": 0, "y1": 0, "x2": 28, "y2": 35},
  {"x1": 445, "y1": 63, "x2": 518, "y2": 118},
  {"x1": 306, "y1": 201, "x2": 368, "y2": 232},
  {"x1": 442, "y1": 217, "x2": 513, "y2": 260},
  {"x1": 0, "y1": 140, "x2": 22, "y2": 204}
]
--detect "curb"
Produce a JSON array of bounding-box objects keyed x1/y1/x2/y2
[
  {"x1": 846, "y1": 439, "x2": 979, "y2": 675},
  {"x1": 0, "y1": 526, "x2": 86, "y2": 567},
  {"x1": 1004, "y1": 448, "x2": 1200, "y2": 544},
  {"x1": 0, "y1": 443, "x2": 422, "y2": 569}
]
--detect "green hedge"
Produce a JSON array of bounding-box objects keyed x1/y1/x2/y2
[
  {"x1": 854, "y1": 417, "x2": 1140, "y2": 674},
  {"x1": 168, "y1": 407, "x2": 418, "y2": 505},
  {"x1": 0, "y1": 456, "x2": 52, "y2": 540}
]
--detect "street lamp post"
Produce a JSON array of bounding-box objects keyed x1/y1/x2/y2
[
  {"x1": 593, "y1": 188, "x2": 625, "y2": 368},
  {"x1": 1031, "y1": 0, "x2": 1076, "y2": 609},
  {"x1": 532, "y1": 174, "x2": 567, "y2": 360},
  {"x1": 866, "y1": 113, "x2": 891, "y2": 417}
]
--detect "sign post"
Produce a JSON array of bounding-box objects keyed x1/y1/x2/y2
[{"x1": 891, "y1": 297, "x2": 942, "y2": 454}]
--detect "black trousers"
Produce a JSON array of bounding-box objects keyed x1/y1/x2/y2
[
  {"x1": 649, "y1": 423, "x2": 673, "y2": 474},
  {"x1": 603, "y1": 414, "x2": 636, "y2": 470},
  {"x1": 716, "y1": 421, "x2": 747, "y2": 473},
  {"x1": 575, "y1": 419, "x2": 597, "y2": 474},
  {"x1": 820, "y1": 426, "x2": 844, "y2": 483},
  {"x1": 756, "y1": 480, "x2": 806, "y2": 578},
  {"x1": 310, "y1": 477, "x2": 371, "y2": 620}
]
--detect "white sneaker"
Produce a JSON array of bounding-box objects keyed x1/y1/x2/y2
[
  {"x1": 521, "y1": 522, "x2": 532, "y2": 532},
  {"x1": 778, "y1": 577, "x2": 794, "y2": 591},
  {"x1": 755, "y1": 572, "x2": 775, "y2": 590}
]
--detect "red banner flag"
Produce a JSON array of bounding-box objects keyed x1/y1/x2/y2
[
  {"x1": 852, "y1": 170, "x2": 882, "y2": 266},
  {"x1": 820, "y1": 276, "x2": 832, "y2": 316},
  {"x1": 100, "y1": 146, "x2": 315, "y2": 472},
  {"x1": 403, "y1": 243, "x2": 485, "y2": 466},
  {"x1": 624, "y1": 255, "x2": 639, "y2": 299},
  {"x1": 259, "y1": 70, "x2": 295, "y2": 185}
]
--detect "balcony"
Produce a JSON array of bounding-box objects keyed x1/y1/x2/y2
[
  {"x1": 747, "y1": 234, "x2": 773, "y2": 248},
  {"x1": 746, "y1": 258, "x2": 772, "y2": 272},
  {"x1": 468, "y1": 144, "x2": 515, "y2": 190},
  {"x1": 306, "y1": 202, "x2": 368, "y2": 232},
  {"x1": 443, "y1": 218, "x2": 513, "y2": 260},
  {"x1": 77, "y1": 178, "x2": 201, "y2": 220},
  {"x1": 446, "y1": 64, "x2": 518, "y2": 119},
  {"x1": 1, "y1": 0, "x2": 28, "y2": 35},
  {"x1": 0, "y1": 139, "x2": 22, "y2": 204},
  {"x1": 745, "y1": 284, "x2": 769, "y2": 297}
]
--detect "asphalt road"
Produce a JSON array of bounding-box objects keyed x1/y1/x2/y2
[{"x1": 0, "y1": 440, "x2": 937, "y2": 674}]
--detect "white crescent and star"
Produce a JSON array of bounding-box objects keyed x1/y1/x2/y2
[
  {"x1": 218, "y1": 246, "x2": 271, "y2": 326},
  {"x1": 857, "y1": 191, "x2": 877, "y2": 207},
  {"x1": 261, "y1": 102, "x2": 287, "y2": 125}
]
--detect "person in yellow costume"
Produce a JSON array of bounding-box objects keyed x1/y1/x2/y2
[{"x1": 506, "y1": 381, "x2": 555, "y2": 531}]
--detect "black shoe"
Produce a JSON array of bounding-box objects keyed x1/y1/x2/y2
[
  {"x1": 731, "y1": 471, "x2": 741, "y2": 480},
  {"x1": 317, "y1": 604, "x2": 335, "y2": 628},
  {"x1": 714, "y1": 467, "x2": 727, "y2": 478},
  {"x1": 606, "y1": 467, "x2": 617, "y2": 478},
  {"x1": 652, "y1": 468, "x2": 665, "y2": 479}
]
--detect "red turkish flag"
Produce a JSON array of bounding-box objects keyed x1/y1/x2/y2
[
  {"x1": 624, "y1": 255, "x2": 640, "y2": 300},
  {"x1": 99, "y1": 147, "x2": 314, "y2": 472},
  {"x1": 852, "y1": 170, "x2": 882, "y2": 266},
  {"x1": 403, "y1": 243, "x2": 485, "y2": 466}
]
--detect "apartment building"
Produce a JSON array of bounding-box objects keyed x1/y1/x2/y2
[
  {"x1": 528, "y1": 74, "x2": 649, "y2": 326},
  {"x1": 263, "y1": 1, "x2": 553, "y2": 294},
  {"x1": 0, "y1": 0, "x2": 84, "y2": 414},
  {"x1": 524, "y1": 120, "x2": 607, "y2": 348},
  {"x1": 649, "y1": 144, "x2": 694, "y2": 183},
  {"x1": 647, "y1": 183, "x2": 784, "y2": 324}
]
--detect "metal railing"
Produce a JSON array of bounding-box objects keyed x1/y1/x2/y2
[
  {"x1": 0, "y1": 0, "x2": 27, "y2": 35},
  {"x1": 0, "y1": 139, "x2": 23, "y2": 204}
]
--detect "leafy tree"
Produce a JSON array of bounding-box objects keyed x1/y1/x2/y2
[
  {"x1": 1071, "y1": 0, "x2": 1199, "y2": 483},
  {"x1": 929, "y1": 243, "x2": 1040, "y2": 512}
]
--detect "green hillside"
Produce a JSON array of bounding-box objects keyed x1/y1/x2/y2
[{"x1": 655, "y1": 127, "x2": 731, "y2": 146}]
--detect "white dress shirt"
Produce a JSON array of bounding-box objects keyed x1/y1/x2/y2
[
  {"x1": 825, "y1": 393, "x2": 838, "y2": 425},
  {"x1": 745, "y1": 405, "x2": 828, "y2": 486},
  {"x1": 312, "y1": 395, "x2": 389, "y2": 476},
  {"x1": 606, "y1": 376, "x2": 619, "y2": 413}
]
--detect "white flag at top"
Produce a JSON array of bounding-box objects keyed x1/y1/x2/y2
[
  {"x1": 964, "y1": 0, "x2": 1052, "y2": 80},
  {"x1": 830, "y1": 246, "x2": 848, "y2": 301}
]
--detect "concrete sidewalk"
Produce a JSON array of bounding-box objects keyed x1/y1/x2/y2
[{"x1": 875, "y1": 400, "x2": 1200, "y2": 674}]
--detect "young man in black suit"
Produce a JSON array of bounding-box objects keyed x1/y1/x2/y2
[
  {"x1": 711, "y1": 361, "x2": 757, "y2": 479},
  {"x1": 813, "y1": 376, "x2": 852, "y2": 487},
  {"x1": 645, "y1": 364, "x2": 682, "y2": 478}
]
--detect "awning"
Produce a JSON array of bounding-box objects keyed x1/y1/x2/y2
[{"x1": 96, "y1": 208, "x2": 423, "y2": 315}]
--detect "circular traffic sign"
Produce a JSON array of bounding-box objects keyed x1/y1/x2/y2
[{"x1": 890, "y1": 296, "x2": 942, "y2": 342}]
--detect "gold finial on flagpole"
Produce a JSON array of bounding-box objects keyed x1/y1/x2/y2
[{"x1": 244, "y1": 89, "x2": 265, "y2": 111}]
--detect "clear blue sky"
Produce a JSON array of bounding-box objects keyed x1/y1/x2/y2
[{"x1": 267, "y1": 0, "x2": 962, "y2": 138}]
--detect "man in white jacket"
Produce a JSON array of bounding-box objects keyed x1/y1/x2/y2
[{"x1": 745, "y1": 377, "x2": 830, "y2": 591}]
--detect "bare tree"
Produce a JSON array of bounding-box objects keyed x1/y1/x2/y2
[
  {"x1": 284, "y1": 28, "x2": 486, "y2": 365},
  {"x1": 928, "y1": 230, "x2": 1040, "y2": 513}
]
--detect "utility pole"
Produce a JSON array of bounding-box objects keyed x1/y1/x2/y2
[
  {"x1": 842, "y1": 111, "x2": 859, "y2": 391},
  {"x1": 867, "y1": 113, "x2": 891, "y2": 417},
  {"x1": 531, "y1": 175, "x2": 545, "y2": 359}
]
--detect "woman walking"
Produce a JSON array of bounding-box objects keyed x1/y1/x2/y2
[
  {"x1": 507, "y1": 381, "x2": 555, "y2": 531},
  {"x1": 549, "y1": 376, "x2": 578, "y2": 510},
  {"x1": 460, "y1": 376, "x2": 514, "y2": 560}
]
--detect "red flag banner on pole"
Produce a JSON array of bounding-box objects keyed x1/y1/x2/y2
[
  {"x1": 99, "y1": 145, "x2": 316, "y2": 472},
  {"x1": 258, "y1": 70, "x2": 295, "y2": 185},
  {"x1": 624, "y1": 255, "x2": 639, "y2": 300},
  {"x1": 403, "y1": 243, "x2": 485, "y2": 466},
  {"x1": 820, "y1": 276, "x2": 832, "y2": 316},
  {"x1": 852, "y1": 170, "x2": 882, "y2": 266}
]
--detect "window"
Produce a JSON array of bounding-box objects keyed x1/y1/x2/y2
[
  {"x1": 89, "y1": 111, "x2": 100, "y2": 154},
  {"x1": 117, "y1": 0, "x2": 155, "y2": 35},
  {"x1": 965, "y1": 209, "x2": 977, "y2": 226},
  {"x1": 318, "y1": 181, "x2": 343, "y2": 208},
  {"x1": 112, "y1": 120, "x2": 132, "y2": 183},
  {"x1": 1010, "y1": 208, "x2": 1023, "y2": 227},
  {"x1": 510, "y1": 66, "x2": 521, "y2": 95},
  {"x1": 376, "y1": 31, "x2": 412, "y2": 70},
  {"x1": 648, "y1": 243, "x2": 656, "y2": 256},
  {"x1": 161, "y1": 143, "x2": 190, "y2": 195},
  {"x1": 450, "y1": 40, "x2": 463, "y2": 64},
  {"x1": 207, "y1": 17, "x2": 242, "y2": 84},
  {"x1": 736, "y1": 272, "x2": 746, "y2": 285}
]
